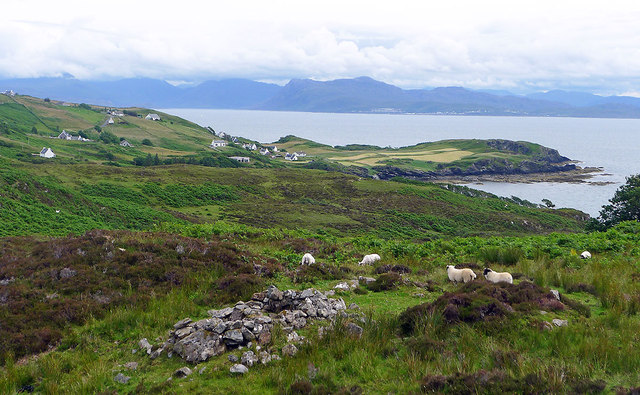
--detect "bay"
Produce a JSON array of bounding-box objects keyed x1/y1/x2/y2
[{"x1": 163, "y1": 109, "x2": 640, "y2": 216}]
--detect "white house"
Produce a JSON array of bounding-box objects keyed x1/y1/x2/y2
[
  {"x1": 58, "y1": 131, "x2": 72, "y2": 140},
  {"x1": 242, "y1": 143, "x2": 257, "y2": 150},
  {"x1": 294, "y1": 151, "x2": 307, "y2": 157},
  {"x1": 229, "y1": 156, "x2": 250, "y2": 163},
  {"x1": 2, "y1": 90, "x2": 16, "y2": 97},
  {"x1": 210, "y1": 140, "x2": 227, "y2": 148},
  {"x1": 259, "y1": 148, "x2": 270, "y2": 155},
  {"x1": 39, "y1": 147, "x2": 56, "y2": 158},
  {"x1": 120, "y1": 139, "x2": 133, "y2": 147},
  {"x1": 107, "y1": 116, "x2": 115, "y2": 124},
  {"x1": 231, "y1": 137, "x2": 239, "y2": 143},
  {"x1": 267, "y1": 145, "x2": 279, "y2": 152},
  {"x1": 285, "y1": 153, "x2": 298, "y2": 161},
  {"x1": 145, "y1": 113, "x2": 161, "y2": 121}
]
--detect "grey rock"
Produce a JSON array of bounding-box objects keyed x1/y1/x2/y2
[
  {"x1": 173, "y1": 331, "x2": 225, "y2": 363},
  {"x1": 358, "y1": 276, "x2": 376, "y2": 286},
  {"x1": 223, "y1": 329, "x2": 244, "y2": 345},
  {"x1": 259, "y1": 351, "x2": 271, "y2": 364},
  {"x1": 348, "y1": 303, "x2": 360, "y2": 310},
  {"x1": 334, "y1": 282, "x2": 350, "y2": 291},
  {"x1": 199, "y1": 366, "x2": 207, "y2": 374},
  {"x1": 175, "y1": 326, "x2": 195, "y2": 339},
  {"x1": 173, "y1": 367, "x2": 192, "y2": 378},
  {"x1": 230, "y1": 364, "x2": 249, "y2": 374},
  {"x1": 324, "y1": 290, "x2": 335, "y2": 297},
  {"x1": 173, "y1": 318, "x2": 193, "y2": 330},
  {"x1": 299, "y1": 288, "x2": 315, "y2": 299},
  {"x1": 114, "y1": 373, "x2": 130, "y2": 384},
  {"x1": 228, "y1": 354, "x2": 239, "y2": 362},
  {"x1": 176, "y1": 245, "x2": 185, "y2": 255},
  {"x1": 139, "y1": 338, "x2": 153, "y2": 354},
  {"x1": 59, "y1": 267, "x2": 77, "y2": 279},
  {"x1": 550, "y1": 289, "x2": 561, "y2": 301},
  {"x1": 149, "y1": 347, "x2": 164, "y2": 360},
  {"x1": 266, "y1": 285, "x2": 283, "y2": 301},
  {"x1": 0, "y1": 277, "x2": 15, "y2": 286},
  {"x1": 282, "y1": 343, "x2": 298, "y2": 357},
  {"x1": 346, "y1": 322, "x2": 364, "y2": 338},
  {"x1": 241, "y1": 351, "x2": 258, "y2": 367},
  {"x1": 552, "y1": 318, "x2": 568, "y2": 327},
  {"x1": 124, "y1": 362, "x2": 138, "y2": 370},
  {"x1": 209, "y1": 306, "x2": 233, "y2": 319},
  {"x1": 287, "y1": 332, "x2": 303, "y2": 343}
]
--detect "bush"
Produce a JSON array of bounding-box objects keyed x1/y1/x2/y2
[
  {"x1": 368, "y1": 272, "x2": 401, "y2": 292},
  {"x1": 99, "y1": 130, "x2": 119, "y2": 144},
  {"x1": 141, "y1": 138, "x2": 153, "y2": 146}
]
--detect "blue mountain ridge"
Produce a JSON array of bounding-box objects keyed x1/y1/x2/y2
[{"x1": 1, "y1": 76, "x2": 640, "y2": 118}]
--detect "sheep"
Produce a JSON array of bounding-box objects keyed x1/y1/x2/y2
[
  {"x1": 580, "y1": 251, "x2": 592, "y2": 259},
  {"x1": 359, "y1": 253, "x2": 381, "y2": 266},
  {"x1": 446, "y1": 265, "x2": 477, "y2": 284},
  {"x1": 301, "y1": 253, "x2": 315, "y2": 265},
  {"x1": 483, "y1": 268, "x2": 513, "y2": 284}
]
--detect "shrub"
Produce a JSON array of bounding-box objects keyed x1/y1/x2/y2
[
  {"x1": 141, "y1": 138, "x2": 153, "y2": 146},
  {"x1": 214, "y1": 274, "x2": 263, "y2": 304},
  {"x1": 368, "y1": 272, "x2": 401, "y2": 292}
]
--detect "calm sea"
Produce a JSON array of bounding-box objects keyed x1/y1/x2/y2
[{"x1": 163, "y1": 109, "x2": 640, "y2": 217}]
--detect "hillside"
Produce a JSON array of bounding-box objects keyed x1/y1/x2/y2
[{"x1": 4, "y1": 96, "x2": 640, "y2": 394}]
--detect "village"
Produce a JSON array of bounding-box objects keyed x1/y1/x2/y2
[{"x1": 33, "y1": 105, "x2": 308, "y2": 164}]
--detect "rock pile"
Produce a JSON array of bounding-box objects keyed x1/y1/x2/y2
[{"x1": 144, "y1": 286, "x2": 347, "y2": 364}]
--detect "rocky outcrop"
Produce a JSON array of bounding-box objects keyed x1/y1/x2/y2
[{"x1": 146, "y1": 286, "x2": 347, "y2": 364}]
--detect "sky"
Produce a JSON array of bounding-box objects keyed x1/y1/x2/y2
[{"x1": 2, "y1": 0, "x2": 640, "y2": 95}]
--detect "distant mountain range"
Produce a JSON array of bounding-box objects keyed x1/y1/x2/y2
[{"x1": 2, "y1": 76, "x2": 640, "y2": 118}]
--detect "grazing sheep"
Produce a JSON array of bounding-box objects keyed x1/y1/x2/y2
[
  {"x1": 359, "y1": 253, "x2": 381, "y2": 266},
  {"x1": 301, "y1": 253, "x2": 315, "y2": 265},
  {"x1": 446, "y1": 265, "x2": 477, "y2": 284},
  {"x1": 580, "y1": 251, "x2": 592, "y2": 259},
  {"x1": 483, "y1": 268, "x2": 513, "y2": 284}
]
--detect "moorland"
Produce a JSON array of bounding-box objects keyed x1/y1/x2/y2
[{"x1": 0, "y1": 94, "x2": 639, "y2": 394}]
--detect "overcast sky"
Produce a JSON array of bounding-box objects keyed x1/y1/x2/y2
[{"x1": 2, "y1": 0, "x2": 640, "y2": 95}]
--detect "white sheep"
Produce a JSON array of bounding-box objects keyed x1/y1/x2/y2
[
  {"x1": 301, "y1": 253, "x2": 315, "y2": 265},
  {"x1": 446, "y1": 265, "x2": 477, "y2": 284},
  {"x1": 483, "y1": 268, "x2": 513, "y2": 284},
  {"x1": 359, "y1": 253, "x2": 381, "y2": 266},
  {"x1": 580, "y1": 251, "x2": 592, "y2": 259}
]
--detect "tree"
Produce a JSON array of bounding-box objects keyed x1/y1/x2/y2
[
  {"x1": 541, "y1": 198, "x2": 555, "y2": 208},
  {"x1": 99, "y1": 130, "x2": 119, "y2": 144},
  {"x1": 142, "y1": 139, "x2": 153, "y2": 146},
  {"x1": 596, "y1": 174, "x2": 640, "y2": 228},
  {"x1": 31, "y1": 126, "x2": 37, "y2": 134}
]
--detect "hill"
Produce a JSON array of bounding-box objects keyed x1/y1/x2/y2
[{"x1": 3, "y1": 76, "x2": 640, "y2": 118}]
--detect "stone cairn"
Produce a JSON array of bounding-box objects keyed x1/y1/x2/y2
[{"x1": 141, "y1": 285, "x2": 347, "y2": 365}]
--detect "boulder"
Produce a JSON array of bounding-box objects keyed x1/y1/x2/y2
[
  {"x1": 282, "y1": 344, "x2": 298, "y2": 357},
  {"x1": 552, "y1": 319, "x2": 568, "y2": 327},
  {"x1": 230, "y1": 364, "x2": 249, "y2": 374},
  {"x1": 173, "y1": 367, "x2": 192, "y2": 378},
  {"x1": 114, "y1": 373, "x2": 130, "y2": 384},
  {"x1": 241, "y1": 351, "x2": 258, "y2": 367}
]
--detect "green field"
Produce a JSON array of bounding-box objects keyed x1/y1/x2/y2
[{"x1": 1, "y1": 95, "x2": 639, "y2": 394}]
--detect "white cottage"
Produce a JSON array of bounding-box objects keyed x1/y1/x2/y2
[
  {"x1": 120, "y1": 139, "x2": 133, "y2": 147},
  {"x1": 229, "y1": 156, "x2": 250, "y2": 163},
  {"x1": 39, "y1": 147, "x2": 56, "y2": 158},
  {"x1": 260, "y1": 148, "x2": 270, "y2": 155},
  {"x1": 57, "y1": 131, "x2": 72, "y2": 140},
  {"x1": 285, "y1": 153, "x2": 298, "y2": 161},
  {"x1": 145, "y1": 113, "x2": 161, "y2": 121},
  {"x1": 210, "y1": 140, "x2": 227, "y2": 148}
]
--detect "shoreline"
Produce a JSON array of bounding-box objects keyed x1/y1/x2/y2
[{"x1": 429, "y1": 167, "x2": 609, "y2": 185}]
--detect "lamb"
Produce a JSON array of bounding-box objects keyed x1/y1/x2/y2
[
  {"x1": 483, "y1": 268, "x2": 513, "y2": 284},
  {"x1": 359, "y1": 254, "x2": 381, "y2": 266},
  {"x1": 580, "y1": 251, "x2": 592, "y2": 259},
  {"x1": 446, "y1": 265, "x2": 477, "y2": 284},
  {"x1": 301, "y1": 253, "x2": 315, "y2": 265}
]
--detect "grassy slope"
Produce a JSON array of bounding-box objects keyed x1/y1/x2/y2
[
  {"x1": 273, "y1": 135, "x2": 552, "y2": 172},
  {"x1": 1, "y1": 224, "x2": 640, "y2": 393}
]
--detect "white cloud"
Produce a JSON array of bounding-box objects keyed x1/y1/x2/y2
[{"x1": 2, "y1": 0, "x2": 640, "y2": 93}]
